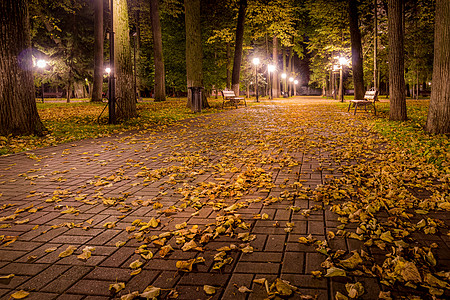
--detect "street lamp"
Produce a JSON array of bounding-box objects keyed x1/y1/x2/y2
[
  {"x1": 37, "y1": 59, "x2": 47, "y2": 103},
  {"x1": 252, "y1": 57, "x2": 260, "y2": 102},
  {"x1": 337, "y1": 56, "x2": 348, "y2": 102},
  {"x1": 289, "y1": 77, "x2": 294, "y2": 97},
  {"x1": 294, "y1": 79, "x2": 298, "y2": 96},
  {"x1": 267, "y1": 64, "x2": 275, "y2": 99},
  {"x1": 281, "y1": 73, "x2": 287, "y2": 97}
]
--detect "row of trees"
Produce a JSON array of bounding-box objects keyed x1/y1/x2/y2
[{"x1": 0, "y1": 0, "x2": 448, "y2": 135}]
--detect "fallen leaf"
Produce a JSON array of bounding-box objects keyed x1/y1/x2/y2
[
  {"x1": 203, "y1": 285, "x2": 218, "y2": 295},
  {"x1": 0, "y1": 274, "x2": 14, "y2": 284},
  {"x1": 238, "y1": 285, "x2": 253, "y2": 293},
  {"x1": 10, "y1": 290, "x2": 29, "y2": 299},
  {"x1": 324, "y1": 267, "x2": 346, "y2": 277},
  {"x1": 129, "y1": 259, "x2": 143, "y2": 269},
  {"x1": 109, "y1": 282, "x2": 125, "y2": 293},
  {"x1": 140, "y1": 286, "x2": 160, "y2": 298},
  {"x1": 58, "y1": 245, "x2": 76, "y2": 258}
]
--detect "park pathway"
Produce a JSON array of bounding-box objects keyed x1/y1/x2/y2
[{"x1": 0, "y1": 97, "x2": 449, "y2": 300}]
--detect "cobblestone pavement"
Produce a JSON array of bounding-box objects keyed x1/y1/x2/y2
[{"x1": 0, "y1": 97, "x2": 449, "y2": 300}]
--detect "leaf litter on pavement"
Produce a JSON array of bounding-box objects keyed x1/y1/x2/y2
[{"x1": 0, "y1": 99, "x2": 448, "y2": 299}]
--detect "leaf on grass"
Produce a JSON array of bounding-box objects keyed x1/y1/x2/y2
[
  {"x1": 109, "y1": 282, "x2": 125, "y2": 293},
  {"x1": 324, "y1": 267, "x2": 346, "y2": 277},
  {"x1": 58, "y1": 245, "x2": 76, "y2": 258},
  {"x1": 203, "y1": 285, "x2": 218, "y2": 295},
  {"x1": 10, "y1": 290, "x2": 29, "y2": 299}
]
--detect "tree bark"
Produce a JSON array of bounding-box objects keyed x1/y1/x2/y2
[
  {"x1": 426, "y1": 0, "x2": 450, "y2": 134},
  {"x1": 388, "y1": 0, "x2": 407, "y2": 121},
  {"x1": 185, "y1": 0, "x2": 209, "y2": 108},
  {"x1": 348, "y1": 0, "x2": 365, "y2": 100},
  {"x1": 226, "y1": 42, "x2": 231, "y2": 89},
  {"x1": 92, "y1": 0, "x2": 104, "y2": 102},
  {"x1": 231, "y1": 0, "x2": 247, "y2": 96},
  {"x1": 150, "y1": 0, "x2": 166, "y2": 102},
  {"x1": 0, "y1": 0, "x2": 44, "y2": 136},
  {"x1": 273, "y1": 36, "x2": 279, "y2": 98},
  {"x1": 113, "y1": 0, "x2": 137, "y2": 120}
]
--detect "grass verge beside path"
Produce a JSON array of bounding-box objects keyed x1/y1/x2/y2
[
  {"x1": 0, "y1": 98, "x2": 227, "y2": 156},
  {"x1": 337, "y1": 99, "x2": 449, "y2": 171}
]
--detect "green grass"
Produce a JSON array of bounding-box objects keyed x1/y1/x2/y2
[
  {"x1": 337, "y1": 98, "x2": 449, "y2": 170},
  {"x1": 0, "y1": 97, "x2": 226, "y2": 156}
]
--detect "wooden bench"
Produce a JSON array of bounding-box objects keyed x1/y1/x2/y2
[
  {"x1": 221, "y1": 90, "x2": 246, "y2": 108},
  {"x1": 347, "y1": 90, "x2": 378, "y2": 115}
]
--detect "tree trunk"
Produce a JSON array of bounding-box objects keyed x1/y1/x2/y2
[
  {"x1": 231, "y1": 0, "x2": 247, "y2": 96},
  {"x1": 226, "y1": 42, "x2": 231, "y2": 89},
  {"x1": 150, "y1": 0, "x2": 166, "y2": 102},
  {"x1": 426, "y1": 0, "x2": 450, "y2": 134},
  {"x1": 92, "y1": 0, "x2": 104, "y2": 102},
  {"x1": 185, "y1": 0, "x2": 209, "y2": 109},
  {"x1": 388, "y1": 0, "x2": 407, "y2": 121},
  {"x1": 0, "y1": 0, "x2": 44, "y2": 136},
  {"x1": 113, "y1": 0, "x2": 137, "y2": 120},
  {"x1": 348, "y1": 0, "x2": 365, "y2": 100},
  {"x1": 273, "y1": 36, "x2": 279, "y2": 98}
]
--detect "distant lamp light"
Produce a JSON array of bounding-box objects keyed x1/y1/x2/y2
[
  {"x1": 339, "y1": 57, "x2": 348, "y2": 66},
  {"x1": 105, "y1": 67, "x2": 111, "y2": 74},
  {"x1": 37, "y1": 59, "x2": 47, "y2": 69},
  {"x1": 289, "y1": 77, "x2": 294, "y2": 82},
  {"x1": 294, "y1": 80, "x2": 298, "y2": 85},
  {"x1": 252, "y1": 57, "x2": 260, "y2": 65},
  {"x1": 268, "y1": 64, "x2": 275, "y2": 73},
  {"x1": 281, "y1": 73, "x2": 287, "y2": 79}
]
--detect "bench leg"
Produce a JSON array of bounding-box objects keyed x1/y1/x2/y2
[
  {"x1": 354, "y1": 103, "x2": 358, "y2": 115},
  {"x1": 347, "y1": 102, "x2": 352, "y2": 112}
]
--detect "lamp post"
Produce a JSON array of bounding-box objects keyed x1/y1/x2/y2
[
  {"x1": 338, "y1": 57, "x2": 348, "y2": 102},
  {"x1": 289, "y1": 77, "x2": 294, "y2": 97},
  {"x1": 281, "y1": 73, "x2": 287, "y2": 97},
  {"x1": 132, "y1": 31, "x2": 138, "y2": 103},
  {"x1": 37, "y1": 59, "x2": 47, "y2": 103},
  {"x1": 268, "y1": 64, "x2": 275, "y2": 100},
  {"x1": 108, "y1": 0, "x2": 116, "y2": 124},
  {"x1": 252, "y1": 57, "x2": 260, "y2": 102},
  {"x1": 294, "y1": 80, "x2": 298, "y2": 96}
]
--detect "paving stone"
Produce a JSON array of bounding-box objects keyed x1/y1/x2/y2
[
  {"x1": 66, "y1": 279, "x2": 111, "y2": 296},
  {"x1": 18, "y1": 264, "x2": 70, "y2": 291},
  {"x1": 264, "y1": 234, "x2": 286, "y2": 252},
  {"x1": 281, "y1": 251, "x2": 305, "y2": 273},
  {"x1": 234, "y1": 262, "x2": 279, "y2": 274}
]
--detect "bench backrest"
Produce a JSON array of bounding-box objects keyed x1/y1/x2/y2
[
  {"x1": 364, "y1": 90, "x2": 378, "y2": 101},
  {"x1": 222, "y1": 90, "x2": 236, "y2": 98}
]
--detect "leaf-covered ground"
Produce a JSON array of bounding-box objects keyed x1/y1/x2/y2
[{"x1": 0, "y1": 97, "x2": 449, "y2": 300}]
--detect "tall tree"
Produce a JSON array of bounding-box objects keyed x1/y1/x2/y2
[
  {"x1": 92, "y1": 0, "x2": 104, "y2": 102},
  {"x1": 273, "y1": 35, "x2": 279, "y2": 98},
  {"x1": 112, "y1": 0, "x2": 137, "y2": 120},
  {"x1": 184, "y1": 0, "x2": 209, "y2": 108},
  {"x1": 231, "y1": 0, "x2": 247, "y2": 96},
  {"x1": 347, "y1": 0, "x2": 364, "y2": 99},
  {"x1": 0, "y1": 0, "x2": 45, "y2": 136},
  {"x1": 426, "y1": 0, "x2": 450, "y2": 134},
  {"x1": 150, "y1": 0, "x2": 166, "y2": 102},
  {"x1": 388, "y1": 0, "x2": 407, "y2": 121}
]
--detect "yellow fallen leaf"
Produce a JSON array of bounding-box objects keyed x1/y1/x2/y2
[
  {"x1": 58, "y1": 245, "x2": 76, "y2": 258},
  {"x1": 109, "y1": 282, "x2": 125, "y2": 293},
  {"x1": 204, "y1": 285, "x2": 218, "y2": 295},
  {"x1": 0, "y1": 274, "x2": 14, "y2": 284},
  {"x1": 10, "y1": 290, "x2": 30, "y2": 299},
  {"x1": 159, "y1": 245, "x2": 174, "y2": 257},
  {"x1": 45, "y1": 247, "x2": 58, "y2": 253},
  {"x1": 140, "y1": 286, "x2": 160, "y2": 298},
  {"x1": 130, "y1": 268, "x2": 142, "y2": 276},
  {"x1": 129, "y1": 259, "x2": 143, "y2": 269}
]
